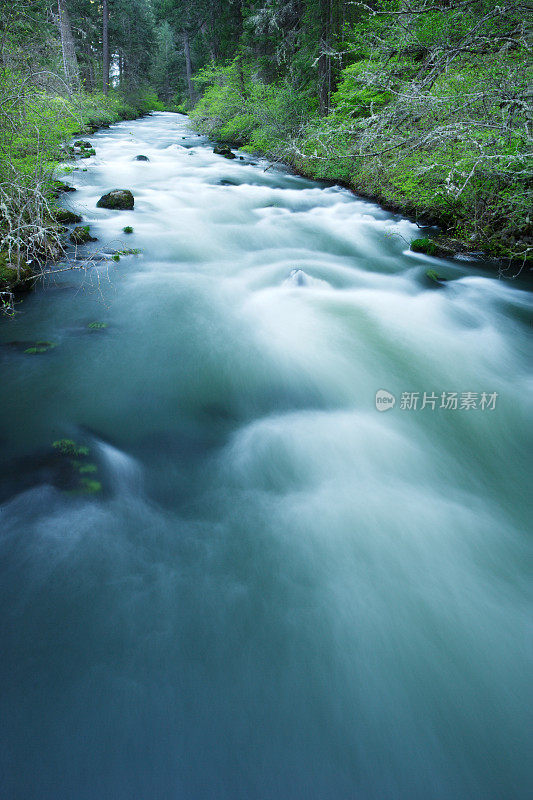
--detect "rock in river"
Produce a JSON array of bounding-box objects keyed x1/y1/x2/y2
[{"x1": 97, "y1": 190, "x2": 135, "y2": 210}]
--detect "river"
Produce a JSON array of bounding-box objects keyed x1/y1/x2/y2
[{"x1": 0, "y1": 112, "x2": 531, "y2": 799}]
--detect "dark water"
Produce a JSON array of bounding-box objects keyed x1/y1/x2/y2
[{"x1": 0, "y1": 113, "x2": 531, "y2": 799}]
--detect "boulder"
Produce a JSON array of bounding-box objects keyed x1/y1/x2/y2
[
  {"x1": 53, "y1": 180, "x2": 76, "y2": 194},
  {"x1": 97, "y1": 189, "x2": 134, "y2": 210},
  {"x1": 214, "y1": 145, "x2": 236, "y2": 159},
  {"x1": 55, "y1": 209, "x2": 82, "y2": 224},
  {"x1": 134, "y1": 155, "x2": 150, "y2": 161},
  {"x1": 410, "y1": 237, "x2": 452, "y2": 259},
  {"x1": 70, "y1": 226, "x2": 97, "y2": 244}
]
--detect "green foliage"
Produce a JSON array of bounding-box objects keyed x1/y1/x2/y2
[
  {"x1": 188, "y1": 0, "x2": 530, "y2": 262},
  {"x1": 123, "y1": 226, "x2": 134, "y2": 234},
  {"x1": 191, "y1": 61, "x2": 317, "y2": 157}
]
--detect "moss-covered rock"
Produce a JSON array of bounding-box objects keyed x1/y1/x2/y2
[
  {"x1": 410, "y1": 237, "x2": 454, "y2": 259},
  {"x1": 53, "y1": 439, "x2": 88, "y2": 457},
  {"x1": 24, "y1": 341, "x2": 57, "y2": 354},
  {"x1": 123, "y1": 226, "x2": 134, "y2": 234},
  {"x1": 52, "y1": 439, "x2": 102, "y2": 494},
  {"x1": 70, "y1": 226, "x2": 97, "y2": 244},
  {"x1": 425, "y1": 269, "x2": 448, "y2": 286},
  {"x1": 0, "y1": 252, "x2": 34, "y2": 293},
  {"x1": 87, "y1": 321, "x2": 108, "y2": 330},
  {"x1": 52, "y1": 180, "x2": 76, "y2": 194},
  {"x1": 54, "y1": 209, "x2": 82, "y2": 224},
  {"x1": 97, "y1": 189, "x2": 134, "y2": 210},
  {"x1": 214, "y1": 145, "x2": 236, "y2": 159}
]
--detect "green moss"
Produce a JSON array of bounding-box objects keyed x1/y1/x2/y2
[
  {"x1": 53, "y1": 439, "x2": 89, "y2": 457},
  {"x1": 77, "y1": 463, "x2": 98, "y2": 474},
  {"x1": 24, "y1": 341, "x2": 57, "y2": 354},
  {"x1": 79, "y1": 478, "x2": 102, "y2": 494},
  {"x1": 411, "y1": 238, "x2": 439, "y2": 256},
  {"x1": 70, "y1": 226, "x2": 97, "y2": 244},
  {"x1": 52, "y1": 180, "x2": 76, "y2": 194},
  {"x1": 87, "y1": 321, "x2": 108, "y2": 329},
  {"x1": 0, "y1": 253, "x2": 19, "y2": 288},
  {"x1": 112, "y1": 253, "x2": 120, "y2": 262},
  {"x1": 54, "y1": 209, "x2": 82, "y2": 224},
  {"x1": 425, "y1": 269, "x2": 448, "y2": 285},
  {"x1": 96, "y1": 189, "x2": 134, "y2": 210},
  {"x1": 123, "y1": 226, "x2": 134, "y2": 234}
]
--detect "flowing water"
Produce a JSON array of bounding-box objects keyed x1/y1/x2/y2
[{"x1": 0, "y1": 112, "x2": 531, "y2": 800}]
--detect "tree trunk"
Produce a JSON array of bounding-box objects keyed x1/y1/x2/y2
[
  {"x1": 318, "y1": 0, "x2": 332, "y2": 114},
  {"x1": 183, "y1": 30, "x2": 194, "y2": 103},
  {"x1": 102, "y1": 0, "x2": 110, "y2": 95},
  {"x1": 57, "y1": 0, "x2": 80, "y2": 89},
  {"x1": 201, "y1": 22, "x2": 216, "y2": 62}
]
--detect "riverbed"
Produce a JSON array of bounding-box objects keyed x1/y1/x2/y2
[{"x1": 0, "y1": 112, "x2": 531, "y2": 800}]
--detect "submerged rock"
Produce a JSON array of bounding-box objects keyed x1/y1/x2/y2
[
  {"x1": 70, "y1": 226, "x2": 97, "y2": 244},
  {"x1": 425, "y1": 269, "x2": 448, "y2": 286},
  {"x1": 97, "y1": 189, "x2": 134, "y2": 210},
  {"x1": 24, "y1": 341, "x2": 57, "y2": 355},
  {"x1": 288, "y1": 268, "x2": 309, "y2": 287},
  {"x1": 134, "y1": 155, "x2": 150, "y2": 161}
]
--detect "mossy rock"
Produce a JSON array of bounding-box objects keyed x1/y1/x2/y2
[
  {"x1": 425, "y1": 269, "x2": 448, "y2": 286},
  {"x1": 52, "y1": 180, "x2": 76, "y2": 194},
  {"x1": 79, "y1": 478, "x2": 102, "y2": 494},
  {"x1": 52, "y1": 439, "x2": 89, "y2": 457},
  {"x1": 214, "y1": 145, "x2": 236, "y2": 159},
  {"x1": 0, "y1": 253, "x2": 21, "y2": 289},
  {"x1": 77, "y1": 463, "x2": 98, "y2": 474},
  {"x1": 87, "y1": 321, "x2": 108, "y2": 330},
  {"x1": 74, "y1": 140, "x2": 92, "y2": 148},
  {"x1": 70, "y1": 226, "x2": 97, "y2": 244},
  {"x1": 410, "y1": 238, "x2": 450, "y2": 258},
  {"x1": 55, "y1": 209, "x2": 82, "y2": 224},
  {"x1": 123, "y1": 226, "x2": 134, "y2": 234},
  {"x1": 24, "y1": 341, "x2": 57, "y2": 355},
  {"x1": 97, "y1": 189, "x2": 134, "y2": 210},
  {"x1": 134, "y1": 155, "x2": 150, "y2": 161}
]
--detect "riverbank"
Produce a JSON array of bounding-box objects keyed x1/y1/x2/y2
[
  {"x1": 0, "y1": 90, "x2": 166, "y2": 312},
  {"x1": 189, "y1": 24, "x2": 531, "y2": 273}
]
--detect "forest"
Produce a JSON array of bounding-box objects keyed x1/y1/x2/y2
[
  {"x1": 0, "y1": 0, "x2": 531, "y2": 307},
  {"x1": 1, "y1": 4, "x2": 532, "y2": 798}
]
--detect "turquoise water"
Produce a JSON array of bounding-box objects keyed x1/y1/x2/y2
[{"x1": 0, "y1": 112, "x2": 531, "y2": 799}]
